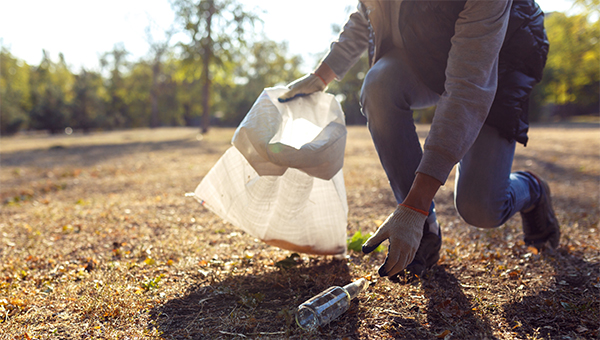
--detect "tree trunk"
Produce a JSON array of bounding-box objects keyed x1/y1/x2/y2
[
  {"x1": 150, "y1": 61, "x2": 160, "y2": 128},
  {"x1": 201, "y1": 0, "x2": 215, "y2": 134},
  {"x1": 201, "y1": 60, "x2": 210, "y2": 133}
]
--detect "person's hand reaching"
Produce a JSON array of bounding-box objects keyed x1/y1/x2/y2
[
  {"x1": 278, "y1": 73, "x2": 328, "y2": 103},
  {"x1": 362, "y1": 204, "x2": 427, "y2": 277}
]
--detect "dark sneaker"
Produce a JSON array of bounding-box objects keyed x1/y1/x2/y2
[
  {"x1": 520, "y1": 172, "x2": 560, "y2": 249},
  {"x1": 405, "y1": 221, "x2": 442, "y2": 276}
]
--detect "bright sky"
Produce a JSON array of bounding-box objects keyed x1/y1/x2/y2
[{"x1": 0, "y1": 0, "x2": 573, "y2": 73}]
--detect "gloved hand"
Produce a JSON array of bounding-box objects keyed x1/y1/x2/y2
[
  {"x1": 362, "y1": 204, "x2": 427, "y2": 277},
  {"x1": 278, "y1": 73, "x2": 327, "y2": 103}
]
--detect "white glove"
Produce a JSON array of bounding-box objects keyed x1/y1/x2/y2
[
  {"x1": 362, "y1": 204, "x2": 427, "y2": 277},
  {"x1": 278, "y1": 73, "x2": 327, "y2": 102}
]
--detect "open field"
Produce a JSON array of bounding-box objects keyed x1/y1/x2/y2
[{"x1": 1, "y1": 124, "x2": 599, "y2": 339}]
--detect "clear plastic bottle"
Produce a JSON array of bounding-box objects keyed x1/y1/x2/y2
[{"x1": 295, "y1": 278, "x2": 369, "y2": 331}]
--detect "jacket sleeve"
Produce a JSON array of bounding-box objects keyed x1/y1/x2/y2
[
  {"x1": 322, "y1": 5, "x2": 370, "y2": 80},
  {"x1": 417, "y1": 0, "x2": 513, "y2": 184}
]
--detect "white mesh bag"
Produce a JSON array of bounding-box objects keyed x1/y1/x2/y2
[{"x1": 193, "y1": 87, "x2": 348, "y2": 255}]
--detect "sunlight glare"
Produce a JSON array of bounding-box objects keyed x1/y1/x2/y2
[{"x1": 276, "y1": 117, "x2": 323, "y2": 149}]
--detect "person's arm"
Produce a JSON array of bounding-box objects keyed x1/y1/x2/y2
[
  {"x1": 418, "y1": 0, "x2": 513, "y2": 184},
  {"x1": 313, "y1": 62, "x2": 337, "y2": 86},
  {"x1": 403, "y1": 173, "x2": 442, "y2": 213},
  {"x1": 279, "y1": 5, "x2": 370, "y2": 102},
  {"x1": 321, "y1": 7, "x2": 370, "y2": 81}
]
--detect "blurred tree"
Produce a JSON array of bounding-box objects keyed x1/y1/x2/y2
[
  {"x1": 154, "y1": 56, "x2": 184, "y2": 126},
  {"x1": 146, "y1": 25, "x2": 175, "y2": 128},
  {"x1": 123, "y1": 61, "x2": 152, "y2": 127},
  {"x1": 170, "y1": 56, "x2": 204, "y2": 126},
  {"x1": 70, "y1": 69, "x2": 107, "y2": 132},
  {"x1": 0, "y1": 48, "x2": 31, "y2": 134},
  {"x1": 171, "y1": 0, "x2": 261, "y2": 133},
  {"x1": 537, "y1": 11, "x2": 599, "y2": 119},
  {"x1": 217, "y1": 39, "x2": 303, "y2": 126},
  {"x1": 100, "y1": 43, "x2": 130, "y2": 128},
  {"x1": 572, "y1": 0, "x2": 600, "y2": 14},
  {"x1": 29, "y1": 51, "x2": 73, "y2": 134}
]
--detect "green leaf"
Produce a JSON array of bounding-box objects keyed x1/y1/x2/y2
[
  {"x1": 275, "y1": 253, "x2": 301, "y2": 269},
  {"x1": 347, "y1": 231, "x2": 384, "y2": 253},
  {"x1": 142, "y1": 274, "x2": 164, "y2": 291}
]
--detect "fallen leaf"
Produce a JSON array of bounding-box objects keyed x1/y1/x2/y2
[
  {"x1": 436, "y1": 330, "x2": 451, "y2": 338},
  {"x1": 10, "y1": 298, "x2": 26, "y2": 307},
  {"x1": 436, "y1": 299, "x2": 451, "y2": 309}
]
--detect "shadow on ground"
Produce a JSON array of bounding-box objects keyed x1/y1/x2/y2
[
  {"x1": 1, "y1": 138, "x2": 226, "y2": 168},
  {"x1": 150, "y1": 259, "x2": 359, "y2": 339},
  {"x1": 375, "y1": 266, "x2": 498, "y2": 339},
  {"x1": 504, "y1": 248, "x2": 600, "y2": 339},
  {"x1": 422, "y1": 266, "x2": 497, "y2": 339}
]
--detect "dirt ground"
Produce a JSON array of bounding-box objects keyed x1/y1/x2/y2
[{"x1": 1, "y1": 124, "x2": 598, "y2": 339}]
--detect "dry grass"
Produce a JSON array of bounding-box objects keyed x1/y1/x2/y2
[{"x1": 0, "y1": 124, "x2": 598, "y2": 339}]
